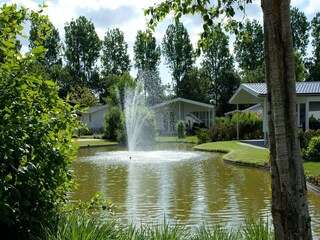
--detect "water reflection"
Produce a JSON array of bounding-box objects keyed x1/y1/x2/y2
[{"x1": 72, "y1": 144, "x2": 319, "y2": 236}]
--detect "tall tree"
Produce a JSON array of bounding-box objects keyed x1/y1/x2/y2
[
  {"x1": 308, "y1": 12, "x2": 320, "y2": 81},
  {"x1": 64, "y1": 16, "x2": 101, "y2": 88},
  {"x1": 101, "y1": 28, "x2": 131, "y2": 77},
  {"x1": 201, "y1": 24, "x2": 236, "y2": 115},
  {"x1": 29, "y1": 17, "x2": 62, "y2": 69},
  {"x1": 234, "y1": 19, "x2": 265, "y2": 82},
  {"x1": 162, "y1": 22, "x2": 194, "y2": 96},
  {"x1": 133, "y1": 30, "x2": 163, "y2": 104},
  {"x1": 290, "y1": 6, "x2": 310, "y2": 57},
  {"x1": 179, "y1": 67, "x2": 211, "y2": 103},
  {"x1": 146, "y1": 0, "x2": 312, "y2": 238}
]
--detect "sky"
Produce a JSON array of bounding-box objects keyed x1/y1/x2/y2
[{"x1": 2, "y1": 0, "x2": 320, "y2": 85}]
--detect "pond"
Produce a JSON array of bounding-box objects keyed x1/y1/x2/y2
[{"x1": 71, "y1": 143, "x2": 320, "y2": 236}]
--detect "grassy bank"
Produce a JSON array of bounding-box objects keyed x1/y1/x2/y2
[
  {"x1": 194, "y1": 141, "x2": 270, "y2": 166},
  {"x1": 75, "y1": 139, "x2": 118, "y2": 148},
  {"x1": 195, "y1": 140, "x2": 320, "y2": 184},
  {"x1": 156, "y1": 136, "x2": 198, "y2": 144}
]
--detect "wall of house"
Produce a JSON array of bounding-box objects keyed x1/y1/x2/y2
[{"x1": 81, "y1": 108, "x2": 107, "y2": 133}]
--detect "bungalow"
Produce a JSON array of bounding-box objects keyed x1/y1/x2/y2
[
  {"x1": 151, "y1": 97, "x2": 215, "y2": 135},
  {"x1": 229, "y1": 82, "x2": 320, "y2": 143},
  {"x1": 80, "y1": 104, "x2": 108, "y2": 133}
]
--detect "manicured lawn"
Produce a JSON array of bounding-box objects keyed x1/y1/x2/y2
[
  {"x1": 194, "y1": 140, "x2": 270, "y2": 166},
  {"x1": 195, "y1": 140, "x2": 320, "y2": 178},
  {"x1": 304, "y1": 161, "x2": 320, "y2": 177},
  {"x1": 156, "y1": 136, "x2": 198, "y2": 144},
  {"x1": 75, "y1": 139, "x2": 118, "y2": 148}
]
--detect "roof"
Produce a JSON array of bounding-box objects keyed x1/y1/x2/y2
[
  {"x1": 86, "y1": 104, "x2": 108, "y2": 114},
  {"x1": 224, "y1": 103, "x2": 262, "y2": 116},
  {"x1": 151, "y1": 97, "x2": 214, "y2": 109},
  {"x1": 229, "y1": 82, "x2": 320, "y2": 104}
]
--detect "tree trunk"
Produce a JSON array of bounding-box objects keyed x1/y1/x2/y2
[{"x1": 261, "y1": 0, "x2": 312, "y2": 239}]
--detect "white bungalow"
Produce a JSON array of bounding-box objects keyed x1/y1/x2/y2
[
  {"x1": 80, "y1": 104, "x2": 108, "y2": 133},
  {"x1": 229, "y1": 82, "x2": 320, "y2": 144},
  {"x1": 151, "y1": 97, "x2": 215, "y2": 135}
]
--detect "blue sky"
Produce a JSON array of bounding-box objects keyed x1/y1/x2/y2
[{"x1": 2, "y1": 0, "x2": 320, "y2": 85}]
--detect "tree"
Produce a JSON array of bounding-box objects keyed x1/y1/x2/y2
[
  {"x1": 234, "y1": 19, "x2": 265, "y2": 82},
  {"x1": 146, "y1": 0, "x2": 312, "y2": 238},
  {"x1": 201, "y1": 24, "x2": 237, "y2": 115},
  {"x1": 64, "y1": 16, "x2": 101, "y2": 88},
  {"x1": 133, "y1": 30, "x2": 162, "y2": 102},
  {"x1": 294, "y1": 51, "x2": 306, "y2": 82},
  {"x1": 179, "y1": 67, "x2": 211, "y2": 103},
  {"x1": 308, "y1": 13, "x2": 320, "y2": 82},
  {"x1": 0, "y1": 4, "x2": 78, "y2": 239},
  {"x1": 162, "y1": 22, "x2": 194, "y2": 96},
  {"x1": 290, "y1": 6, "x2": 310, "y2": 57},
  {"x1": 101, "y1": 28, "x2": 131, "y2": 77},
  {"x1": 69, "y1": 85, "x2": 99, "y2": 108}
]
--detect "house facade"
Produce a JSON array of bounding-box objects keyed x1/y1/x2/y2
[
  {"x1": 151, "y1": 98, "x2": 215, "y2": 135},
  {"x1": 80, "y1": 104, "x2": 108, "y2": 133},
  {"x1": 229, "y1": 82, "x2": 320, "y2": 144}
]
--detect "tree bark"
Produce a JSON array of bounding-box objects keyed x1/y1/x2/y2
[{"x1": 261, "y1": 0, "x2": 312, "y2": 239}]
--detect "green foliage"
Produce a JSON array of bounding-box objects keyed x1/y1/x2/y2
[
  {"x1": 68, "y1": 85, "x2": 98, "y2": 108},
  {"x1": 242, "y1": 218, "x2": 274, "y2": 240},
  {"x1": 0, "y1": 4, "x2": 78, "y2": 238},
  {"x1": 307, "y1": 12, "x2": 320, "y2": 81},
  {"x1": 298, "y1": 129, "x2": 320, "y2": 151},
  {"x1": 101, "y1": 28, "x2": 131, "y2": 77},
  {"x1": 64, "y1": 16, "x2": 101, "y2": 88},
  {"x1": 196, "y1": 128, "x2": 210, "y2": 144},
  {"x1": 303, "y1": 136, "x2": 320, "y2": 162},
  {"x1": 103, "y1": 106, "x2": 124, "y2": 142},
  {"x1": 210, "y1": 112, "x2": 263, "y2": 141},
  {"x1": 177, "y1": 120, "x2": 186, "y2": 138},
  {"x1": 162, "y1": 22, "x2": 194, "y2": 96},
  {"x1": 294, "y1": 51, "x2": 306, "y2": 81},
  {"x1": 290, "y1": 6, "x2": 310, "y2": 57}
]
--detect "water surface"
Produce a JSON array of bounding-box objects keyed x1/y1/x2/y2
[{"x1": 71, "y1": 143, "x2": 320, "y2": 236}]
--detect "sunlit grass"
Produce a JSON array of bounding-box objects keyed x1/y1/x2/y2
[
  {"x1": 74, "y1": 139, "x2": 118, "y2": 147},
  {"x1": 156, "y1": 136, "x2": 199, "y2": 144},
  {"x1": 194, "y1": 141, "x2": 270, "y2": 166}
]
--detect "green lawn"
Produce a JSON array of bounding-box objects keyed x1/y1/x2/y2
[
  {"x1": 195, "y1": 140, "x2": 320, "y2": 178},
  {"x1": 195, "y1": 140, "x2": 270, "y2": 166},
  {"x1": 156, "y1": 136, "x2": 198, "y2": 144},
  {"x1": 75, "y1": 139, "x2": 118, "y2": 148}
]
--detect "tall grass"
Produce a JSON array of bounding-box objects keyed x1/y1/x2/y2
[{"x1": 37, "y1": 211, "x2": 274, "y2": 240}]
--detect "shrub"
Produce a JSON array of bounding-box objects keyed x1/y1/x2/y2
[
  {"x1": 196, "y1": 128, "x2": 210, "y2": 144},
  {"x1": 103, "y1": 106, "x2": 125, "y2": 143},
  {"x1": 309, "y1": 115, "x2": 320, "y2": 130},
  {"x1": 209, "y1": 112, "x2": 262, "y2": 142},
  {"x1": 303, "y1": 136, "x2": 320, "y2": 162},
  {"x1": 177, "y1": 120, "x2": 186, "y2": 138},
  {"x1": 298, "y1": 129, "x2": 320, "y2": 151},
  {"x1": 0, "y1": 5, "x2": 78, "y2": 239}
]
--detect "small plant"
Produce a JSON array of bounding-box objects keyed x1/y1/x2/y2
[
  {"x1": 196, "y1": 128, "x2": 210, "y2": 144},
  {"x1": 177, "y1": 120, "x2": 186, "y2": 138},
  {"x1": 303, "y1": 136, "x2": 320, "y2": 162}
]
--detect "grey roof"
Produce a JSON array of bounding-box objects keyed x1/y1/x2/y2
[
  {"x1": 87, "y1": 104, "x2": 108, "y2": 114},
  {"x1": 229, "y1": 82, "x2": 320, "y2": 104},
  {"x1": 151, "y1": 97, "x2": 214, "y2": 109},
  {"x1": 243, "y1": 82, "x2": 320, "y2": 95}
]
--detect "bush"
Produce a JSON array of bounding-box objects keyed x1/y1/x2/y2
[
  {"x1": 196, "y1": 128, "x2": 210, "y2": 144},
  {"x1": 298, "y1": 129, "x2": 320, "y2": 151},
  {"x1": 0, "y1": 5, "x2": 78, "y2": 239},
  {"x1": 309, "y1": 115, "x2": 320, "y2": 130},
  {"x1": 177, "y1": 120, "x2": 185, "y2": 138},
  {"x1": 209, "y1": 112, "x2": 262, "y2": 142},
  {"x1": 303, "y1": 136, "x2": 320, "y2": 162},
  {"x1": 103, "y1": 106, "x2": 125, "y2": 143}
]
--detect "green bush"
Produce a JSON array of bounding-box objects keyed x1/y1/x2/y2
[
  {"x1": 0, "y1": 5, "x2": 78, "y2": 239},
  {"x1": 298, "y1": 129, "x2": 320, "y2": 151},
  {"x1": 309, "y1": 115, "x2": 320, "y2": 130},
  {"x1": 209, "y1": 112, "x2": 262, "y2": 142},
  {"x1": 196, "y1": 128, "x2": 210, "y2": 144},
  {"x1": 303, "y1": 136, "x2": 320, "y2": 162},
  {"x1": 103, "y1": 106, "x2": 126, "y2": 143},
  {"x1": 177, "y1": 120, "x2": 186, "y2": 138}
]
